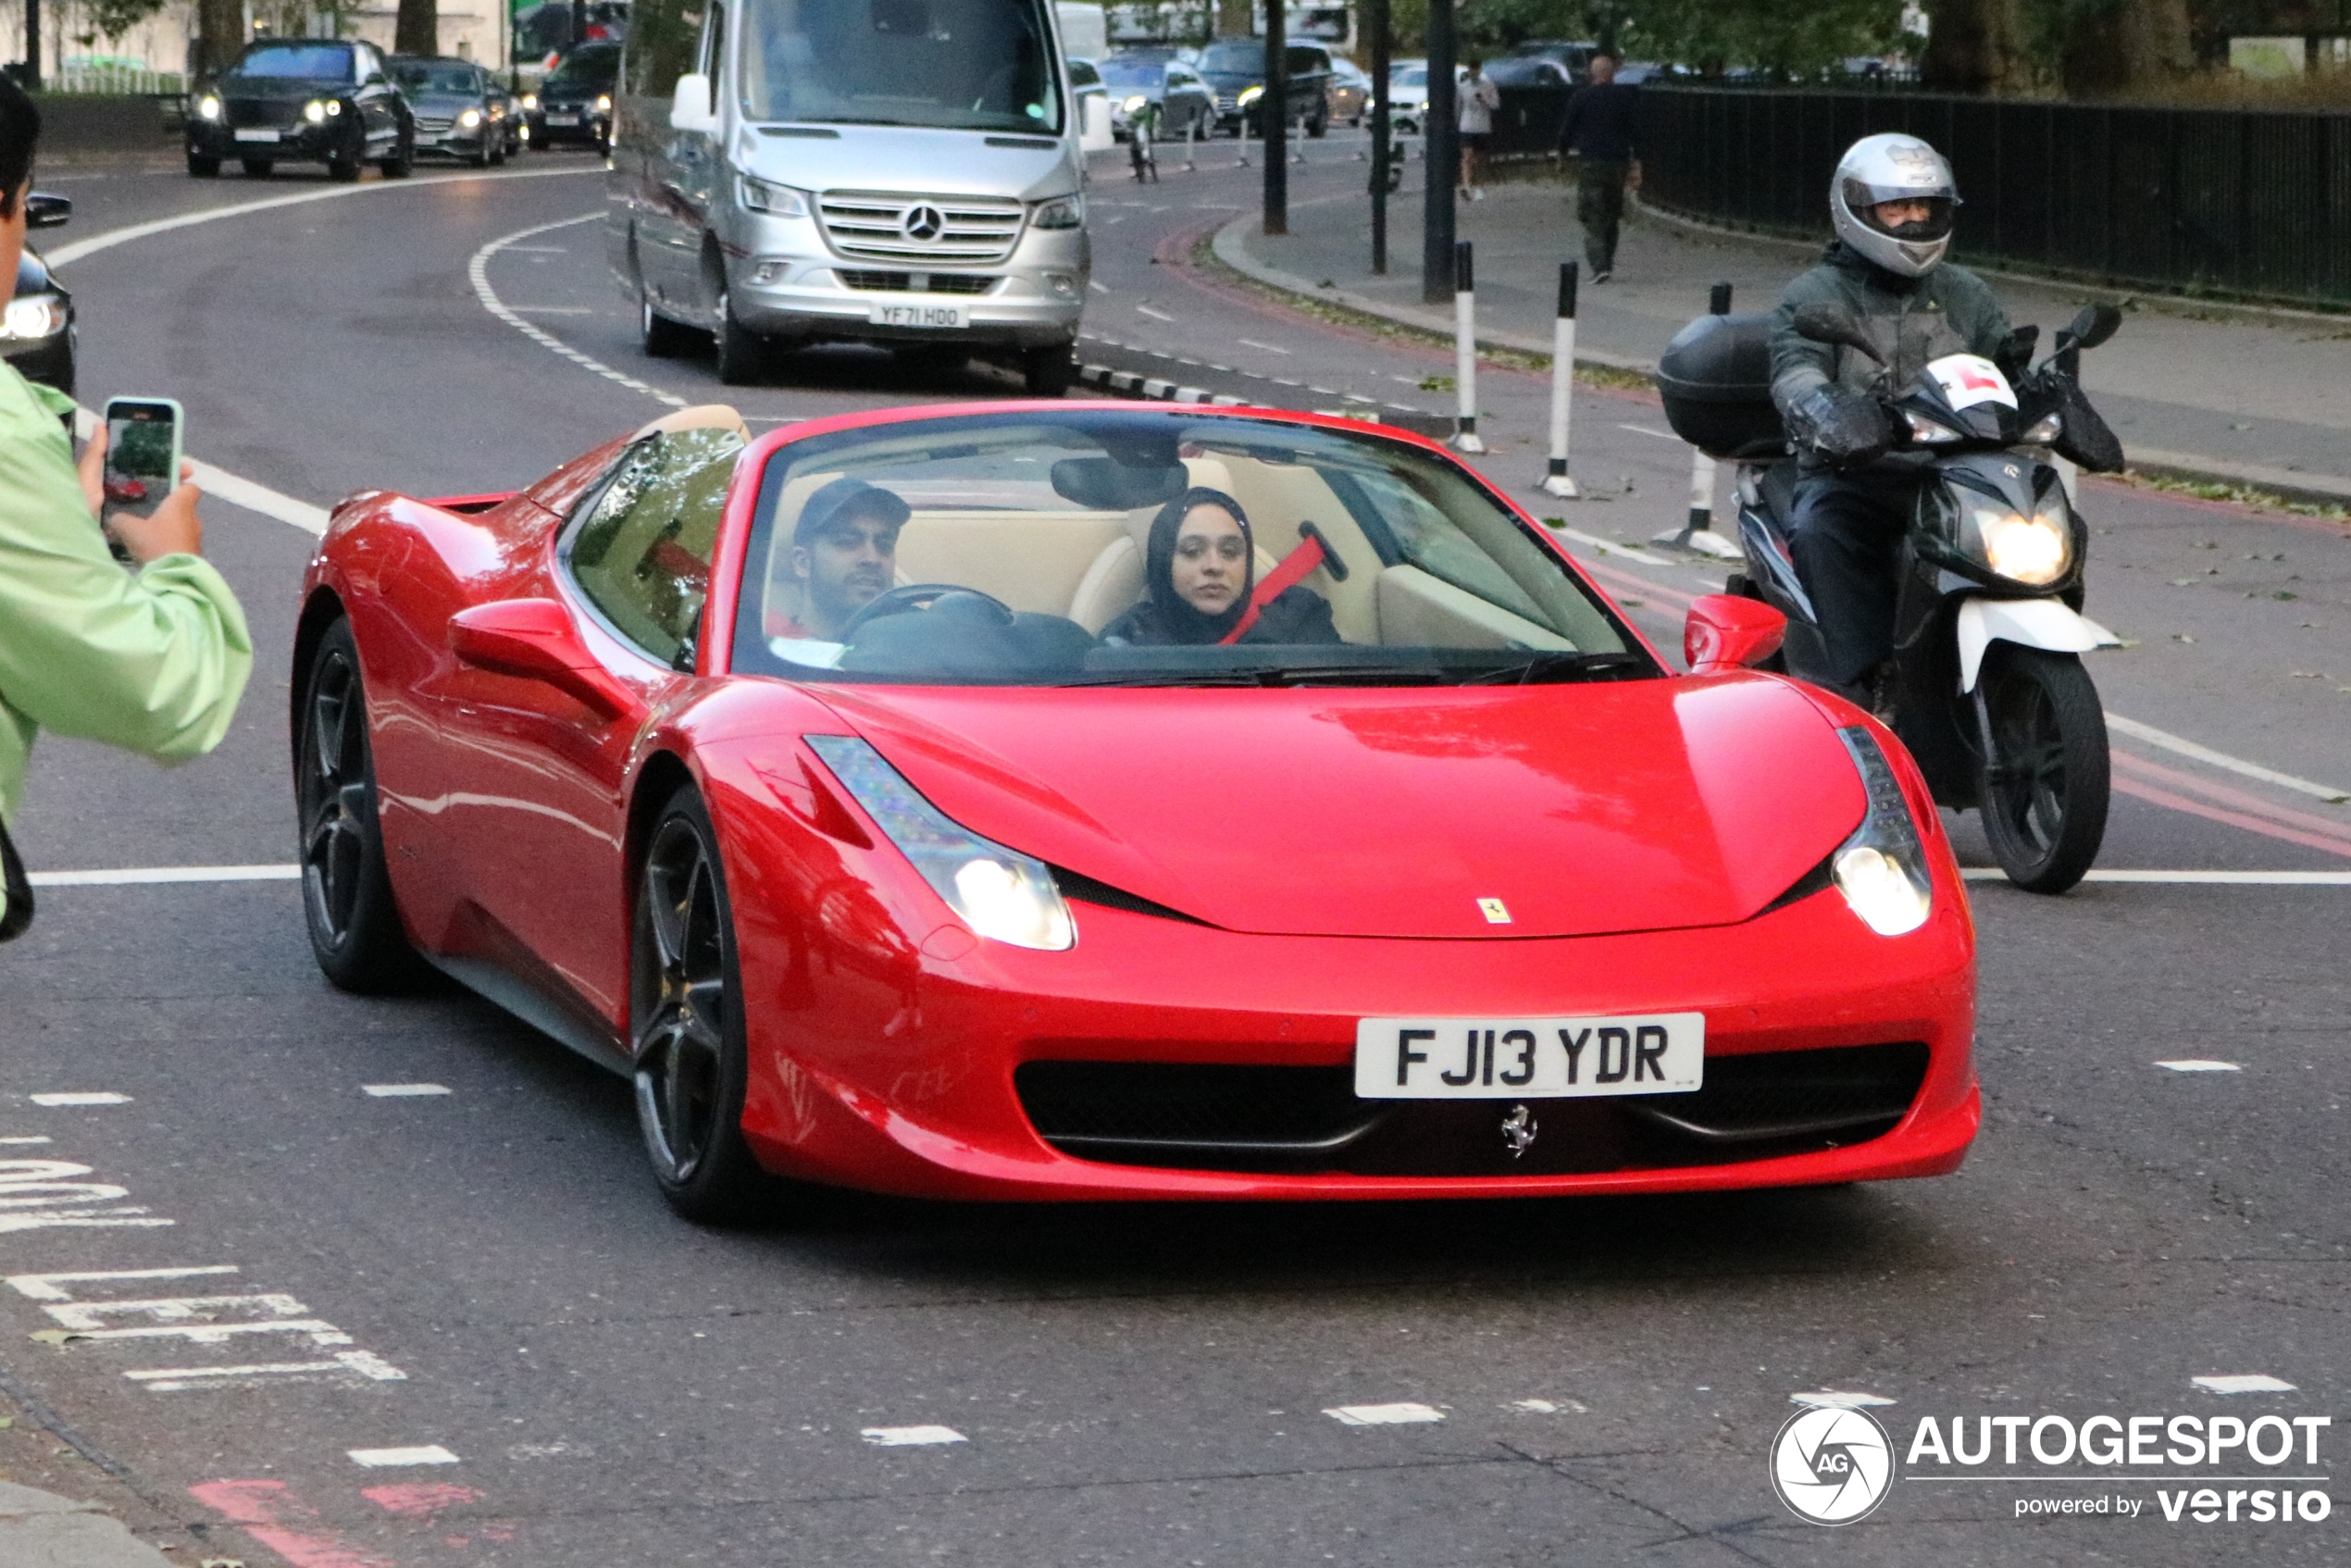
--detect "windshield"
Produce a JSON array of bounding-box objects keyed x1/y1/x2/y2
[
  {"x1": 1197, "y1": 42, "x2": 1264, "y2": 74},
  {"x1": 546, "y1": 46, "x2": 620, "y2": 85},
  {"x1": 740, "y1": 0, "x2": 1063, "y2": 132},
  {"x1": 1392, "y1": 64, "x2": 1425, "y2": 86},
  {"x1": 234, "y1": 44, "x2": 355, "y2": 80},
  {"x1": 728, "y1": 411, "x2": 1646, "y2": 688},
  {"x1": 392, "y1": 61, "x2": 480, "y2": 93},
  {"x1": 1097, "y1": 59, "x2": 1161, "y2": 87}
]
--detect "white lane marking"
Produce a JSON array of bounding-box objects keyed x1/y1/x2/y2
[
  {"x1": 506, "y1": 305, "x2": 597, "y2": 315},
  {"x1": 41, "y1": 167, "x2": 603, "y2": 272},
  {"x1": 1960, "y1": 868, "x2": 2351, "y2": 885},
  {"x1": 1617, "y1": 422, "x2": 1682, "y2": 442},
  {"x1": 44, "y1": 1293, "x2": 310, "y2": 1331},
  {"x1": 468, "y1": 213, "x2": 689, "y2": 411},
  {"x1": 364, "y1": 1084, "x2": 453, "y2": 1098},
  {"x1": 861, "y1": 1425, "x2": 966, "y2": 1446},
  {"x1": 2157, "y1": 1060, "x2": 2243, "y2": 1073},
  {"x1": 1088, "y1": 279, "x2": 1110, "y2": 294},
  {"x1": 29, "y1": 1093, "x2": 130, "y2": 1107},
  {"x1": 0, "y1": 1156, "x2": 168, "y2": 1234},
  {"x1": 1325, "y1": 1402, "x2": 1444, "y2": 1425},
  {"x1": 1511, "y1": 1399, "x2": 1561, "y2": 1412},
  {"x1": 1790, "y1": 1390, "x2": 1897, "y2": 1410},
  {"x1": 0, "y1": 1137, "x2": 52, "y2": 1146},
  {"x1": 350, "y1": 1446, "x2": 461, "y2": 1467},
  {"x1": 1238, "y1": 338, "x2": 1293, "y2": 355},
  {"x1": 500, "y1": 244, "x2": 569, "y2": 254},
  {"x1": 1136, "y1": 303, "x2": 1176, "y2": 321},
  {"x1": 36, "y1": 1317, "x2": 354, "y2": 1347},
  {"x1": 2193, "y1": 1375, "x2": 2295, "y2": 1395},
  {"x1": 29, "y1": 864, "x2": 301, "y2": 887},
  {"x1": 1548, "y1": 525, "x2": 1674, "y2": 566},
  {"x1": 130, "y1": 1350, "x2": 407, "y2": 1392},
  {"x1": 8, "y1": 1266, "x2": 239, "y2": 1301},
  {"x1": 68, "y1": 409, "x2": 331, "y2": 536},
  {"x1": 2105, "y1": 715, "x2": 2349, "y2": 804}
]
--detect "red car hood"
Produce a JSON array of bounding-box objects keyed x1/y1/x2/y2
[{"x1": 811, "y1": 677, "x2": 1866, "y2": 940}]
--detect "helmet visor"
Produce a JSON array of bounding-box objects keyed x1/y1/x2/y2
[{"x1": 1844, "y1": 180, "x2": 1955, "y2": 243}]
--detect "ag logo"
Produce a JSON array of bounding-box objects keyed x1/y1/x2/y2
[{"x1": 1770, "y1": 1406, "x2": 1894, "y2": 1525}]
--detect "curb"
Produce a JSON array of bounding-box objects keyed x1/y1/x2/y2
[
  {"x1": 0, "y1": 1479, "x2": 176, "y2": 1567},
  {"x1": 1075, "y1": 363, "x2": 1250, "y2": 406}
]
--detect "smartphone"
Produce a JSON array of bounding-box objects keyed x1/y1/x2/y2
[{"x1": 99, "y1": 397, "x2": 185, "y2": 534}]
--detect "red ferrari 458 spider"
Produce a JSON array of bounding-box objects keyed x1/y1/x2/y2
[{"x1": 294, "y1": 400, "x2": 1977, "y2": 1220}]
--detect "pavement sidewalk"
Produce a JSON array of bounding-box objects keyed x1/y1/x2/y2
[
  {"x1": 1221, "y1": 162, "x2": 2351, "y2": 505},
  {"x1": 0, "y1": 1479, "x2": 175, "y2": 1567}
]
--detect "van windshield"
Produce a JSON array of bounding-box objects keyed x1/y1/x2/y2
[{"x1": 740, "y1": 0, "x2": 1063, "y2": 132}]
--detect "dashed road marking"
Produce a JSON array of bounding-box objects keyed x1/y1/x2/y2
[
  {"x1": 2157, "y1": 1059, "x2": 2243, "y2": 1073},
  {"x1": 1791, "y1": 1390, "x2": 1897, "y2": 1409},
  {"x1": 469, "y1": 212, "x2": 690, "y2": 411},
  {"x1": 862, "y1": 1425, "x2": 966, "y2": 1446},
  {"x1": 1088, "y1": 279, "x2": 1110, "y2": 293},
  {"x1": 30, "y1": 1092, "x2": 130, "y2": 1107},
  {"x1": 1617, "y1": 422, "x2": 1682, "y2": 442},
  {"x1": 1238, "y1": 338, "x2": 1292, "y2": 355},
  {"x1": 1136, "y1": 303, "x2": 1176, "y2": 321},
  {"x1": 349, "y1": 1445, "x2": 461, "y2": 1467},
  {"x1": 2193, "y1": 1375, "x2": 2296, "y2": 1394},
  {"x1": 1325, "y1": 1402, "x2": 1444, "y2": 1425},
  {"x1": 1960, "y1": 868, "x2": 2351, "y2": 885},
  {"x1": 363, "y1": 1084, "x2": 454, "y2": 1098},
  {"x1": 0, "y1": 1136, "x2": 51, "y2": 1145}
]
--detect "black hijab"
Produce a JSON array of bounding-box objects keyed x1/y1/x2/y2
[{"x1": 1120, "y1": 487, "x2": 1255, "y2": 645}]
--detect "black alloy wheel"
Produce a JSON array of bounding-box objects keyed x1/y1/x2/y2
[
  {"x1": 188, "y1": 153, "x2": 221, "y2": 177},
  {"x1": 296, "y1": 619, "x2": 427, "y2": 991},
  {"x1": 629, "y1": 786, "x2": 777, "y2": 1223},
  {"x1": 242, "y1": 157, "x2": 274, "y2": 178},
  {"x1": 712, "y1": 287, "x2": 767, "y2": 386},
  {"x1": 641, "y1": 291, "x2": 696, "y2": 358},
  {"x1": 379, "y1": 132, "x2": 414, "y2": 179},
  {"x1": 327, "y1": 130, "x2": 362, "y2": 181},
  {"x1": 1973, "y1": 645, "x2": 2110, "y2": 894}
]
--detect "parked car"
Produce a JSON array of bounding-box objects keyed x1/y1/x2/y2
[
  {"x1": 3, "y1": 193, "x2": 74, "y2": 397},
  {"x1": 1504, "y1": 38, "x2": 1598, "y2": 84},
  {"x1": 1067, "y1": 56, "x2": 1115, "y2": 151},
  {"x1": 1098, "y1": 53, "x2": 1215, "y2": 140},
  {"x1": 1486, "y1": 56, "x2": 1572, "y2": 88},
  {"x1": 1197, "y1": 38, "x2": 1334, "y2": 137},
  {"x1": 390, "y1": 56, "x2": 516, "y2": 167},
  {"x1": 525, "y1": 42, "x2": 619, "y2": 152},
  {"x1": 187, "y1": 38, "x2": 415, "y2": 180},
  {"x1": 1326, "y1": 56, "x2": 1370, "y2": 126},
  {"x1": 1387, "y1": 59, "x2": 1429, "y2": 134}
]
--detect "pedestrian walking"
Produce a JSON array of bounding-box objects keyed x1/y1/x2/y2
[
  {"x1": 1457, "y1": 58, "x2": 1499, "y2": 201},
  {"x1": 0, "y1": 76, "x2": 252, "y2": 940},
  {"x1": 1555, "y1": 50, "x2": 1640, "y2": 280}
]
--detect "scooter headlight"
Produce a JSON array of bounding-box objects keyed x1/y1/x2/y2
[
  {"x1": 1830, "y1": 728, "x2": 1934, "y2": 937},
  {"x1": 1904, "y1": 409, "x2": 1963, "y2": 444},
  {"x1": 2021, "y1": 411, "x2": 2063, "y2": 444},
  {"x1": 1959, "y1": 492, "x2": 2072, "y2": 587},
  {"x1": 806, "y1": 737, "x2": 1076, "y2": 952}
]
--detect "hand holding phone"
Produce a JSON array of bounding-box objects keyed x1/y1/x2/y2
[{"x1": 92, "y1": 398, "x2": 204, "y2": 565}]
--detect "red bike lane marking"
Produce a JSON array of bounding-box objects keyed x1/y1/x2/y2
[
  {"x1": 189, "y1": 1479, "x2": 394, "y2": 1568},
  {"x1": 362, "y1": 1482, "x2": 483, "y2": 1518},
  {"x1": 2115, "y1": 750, "x2": 2351, "y2": 845}
]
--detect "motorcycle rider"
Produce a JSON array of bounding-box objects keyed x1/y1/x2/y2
[{"x1": 1769, "y1": 133, "x2": 2021, "y2": 715}]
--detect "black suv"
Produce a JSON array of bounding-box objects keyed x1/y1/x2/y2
[
  {"x1": 525, "y1": 43, "x2": 619, "y2": 153},
  {"x1": 1197, "y1": 40, "x2": 1335, "y2": 138},
  {"x1": 188, "y1": 38, "x2": 415, "y2": 180}
]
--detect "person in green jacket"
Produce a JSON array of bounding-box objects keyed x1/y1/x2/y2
[{"x1": 0, "y1": 76, "x2": 253, "y2": 937}]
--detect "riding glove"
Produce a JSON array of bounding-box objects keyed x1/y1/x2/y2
[{"x1": 1787, "y1": 385, "x2": 1892, "y2": 467}]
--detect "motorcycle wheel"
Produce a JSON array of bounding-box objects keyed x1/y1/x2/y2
[{"x1": 1972, "y1": 645, "x2": 2109, "y2": 894}]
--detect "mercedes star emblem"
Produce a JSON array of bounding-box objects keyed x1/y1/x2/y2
[{"x1": 902, "y1": 204, "x2": 946, "y2": 243}]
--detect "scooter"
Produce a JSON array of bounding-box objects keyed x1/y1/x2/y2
[{"x1": 1660, "y1": 302, "x2": 2125, "y2": 894}]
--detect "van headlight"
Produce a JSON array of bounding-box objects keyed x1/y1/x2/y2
[
  {"x1": 197, "y1": 93, "x2": 222, "y2": 120},
  {"x1": 1031, "y1": 193, "x2": 1084, "y2": 230},
  {"x1": 2021, "y1": 411, "x2": 2063, "y2": 443},
  {"x1": 806, "y1": 737, "x2": 1075, "y2": 951},
  {"x1": 1959, "y1": 492, "x2": 2071, "y2": 586},
  {"x1": 1830, "y1": 728, "x2": 1934, "y2": 937},
  {"x1": 737, "y1": 173, "x2": 808, "y2": 217}
]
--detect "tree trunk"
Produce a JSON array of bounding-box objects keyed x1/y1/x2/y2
[
  {"x1": 1918, "y1": 0, "x2": 2037, "y2": 95},
  {"x1": 396, "y1": 0, "x2": 438, "y2": 57},
  {"x1": 195, "y1": 0, "x2": 243, "y2": 78},
  {"x1": 2060, "y1": 0, "x2": 2196, "y2": 97}
]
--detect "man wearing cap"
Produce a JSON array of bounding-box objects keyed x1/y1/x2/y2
[{"x1": 769, "y1": 478, "x2": 910, "y2": 640}]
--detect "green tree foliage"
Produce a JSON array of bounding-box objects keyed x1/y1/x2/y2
[
  {"x1": 86, "y1": 0, "x2": 169, "y2": 42},
  {"x1": 1449, "y1": 0, "x2": 1909, "y2": 74}
]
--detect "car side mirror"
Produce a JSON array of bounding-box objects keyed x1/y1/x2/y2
[
  {"x1": 449, "y1": 599, "x2": 633, "y2": 716},
  {"x1": 1684, "y1": 593, "x2": 1786, "y2": 676},
  {"x1": 670, "y1": 71, "x2": 718, "y2": 133},
  {"x1": 24, "y1": 192, "x2": 70, "y2": 230}
]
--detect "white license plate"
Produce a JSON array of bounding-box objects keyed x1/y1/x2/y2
[
  {"x1": 1354, "y1": 1014, "x2": 1705, "y2": 1100},
  {"x1": 544, "y1": 113, "x2": 579, "y2": 125},
  {"x1": 869, "y1": 303, "x2": 966, "y2": 330},
  {"x1": 232, "y1": 128, "x2": 281, "y2": 143}
]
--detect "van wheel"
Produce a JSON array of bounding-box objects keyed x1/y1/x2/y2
[
  {"x1": 712, "y1": 289, "x2": 768, "y2": 385},
  {"x1": 641, "y1": 293, "x2": 695, "y2": 359},
  {"x1": 1021, "y1": 343, "x2": 1076, "y2": 398}
]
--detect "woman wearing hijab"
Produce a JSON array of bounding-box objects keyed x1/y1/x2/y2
[{"x1": 1100, "y1": 488, "x2": 1340, "y2": 647}]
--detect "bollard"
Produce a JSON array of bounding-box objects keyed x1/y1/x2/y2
[
  {"x1": 1653, "y1": 280, "x2": 1744, "y2": 558},
  {"x1": 1538, "y1": 261, "x2": 1580, "y2": 498},
  {"x1": 1236, "y1": 113, "x2": 1250, "y2": 168},
  {"x1": 1184, "y1": 113, "x2": 1198, "y2": 173},
  {"x1": 1451, "y1": 240, "x2": 1486, "y2": 454}
]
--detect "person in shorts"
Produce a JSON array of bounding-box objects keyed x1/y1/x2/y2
[{"x1": 1458, "y1": 58, "x2": 1499, "y2": 201}]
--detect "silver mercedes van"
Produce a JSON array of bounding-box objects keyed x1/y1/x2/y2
[{"x1": 607, "y1": 0, "x2": 1089, "y2": 393}]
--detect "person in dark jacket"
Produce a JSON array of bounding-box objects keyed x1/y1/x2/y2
[
  {"x1": 1554, "y1": 51, "x2": 1639, "y2": 280},
  {"x1": 1769, "y1": 132, "x2": 2017, "y2": 711},
  {"x1": 1100, "y1": 488, "x2": 1340, "y2": 646}
]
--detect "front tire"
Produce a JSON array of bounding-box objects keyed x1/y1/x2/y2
[
  {"x1": 1973, "y1": 646, "x2": 2110, "y2": 894},
  {"x1": 1021, "y1": 342, "x2": 1076, "y2": 398},
  {"x1": 241, "y1": 157, "x2": 274, "y2": 178},
  {"x1": 296, "y1": 619, "x2": 428, "y2": 992},
  {"x1": 630, "y1": 786, "x2": 777, "y2": 1224},
  {"x1": 641, "y1": 292, "x2": 695, "y2": 358},
  {"x1": 712, "y1": 287, "x2": 767, "y2": 385},
  {"x1": 188, "y1": 153, "x2": 221, "y2": 177},
  {"x1": 379, "y1": 135, "x2": 414, "y2": 179}
]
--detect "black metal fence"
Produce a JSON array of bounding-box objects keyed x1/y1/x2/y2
[{"x1": 1631, "y1": 87, "x2": 2351, "y2": 308}]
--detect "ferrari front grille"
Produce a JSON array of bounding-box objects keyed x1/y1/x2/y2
[
  {"x1": 817, "y1": 192, "x2": 1027, "y2": 265},
  {"x1": 1015, "y1": 1062, "x2": 1387, "y2": 1170}
]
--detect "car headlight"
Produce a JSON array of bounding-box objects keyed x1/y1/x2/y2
[
  {"x1": 1830, "y1": 727, "x2": 1933, "y2": 937},
  {"x1": 521, "y1": 93, "x2": 539, "y2": 110},
  {"x1": 0, "y1": 293, "x2": 68, "y2": 341},
  {"x1": 197, "y1": 93, "x2": 221, "y2": 120},
  {"x1": 459, "y1": 106, "x2": 483, "y2": 128},
  {"x1": 304, "y1": 99, "x2": 328, "y2": 122},
  {"x1": 1959, "y1": 492, "x2": 2071, "y2": 586},
  {"x1": 1122, "y1": 93, "x2": 1147, "y2": 113},
  {"x1": 737, "y1": 173, "x2": 809, "y2": 217},
  {"x1": 328, "y1": 98, "x2": 342, "y2": 115},
  {"x1": 2021, "y1": 410, "x2": 2063, "y2": 443},
  {"x1": 806, "y1": 736, "x2": 1075, "y2": 951},
  {"x1": 1904, "y1": 409, "x2": 1962, "y2": 444},
  {"x1": 1237, "y1": 84, "x2": 1263, "y2": 106},
  {"x1": 595, "y1": 93, "x2": 613, "y2": 112},
  {"x1": 1031, "y1": 193, "x2": 1083, "y2": 230}
]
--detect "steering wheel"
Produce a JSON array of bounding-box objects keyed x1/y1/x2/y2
[{"x1": 839, "y1": 584, "x2": 1016, "y2": 641}]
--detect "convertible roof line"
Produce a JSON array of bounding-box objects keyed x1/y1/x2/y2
[{"x1": 631, "y1": 404, "x2": 750, "y2": 443}]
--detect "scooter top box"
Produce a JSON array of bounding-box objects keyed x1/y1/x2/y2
[{"x1": 1655, "y1": 312, "x2": 1788, "y2": 461}]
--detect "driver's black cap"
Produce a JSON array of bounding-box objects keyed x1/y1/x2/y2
[{"x1": 794, "y1": 477, "x2": 911, "y2": 545}]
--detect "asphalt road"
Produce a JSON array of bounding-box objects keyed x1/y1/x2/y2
[{"x1": 1, "y1": 147, "x2": 2346, "y2": 1568}]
